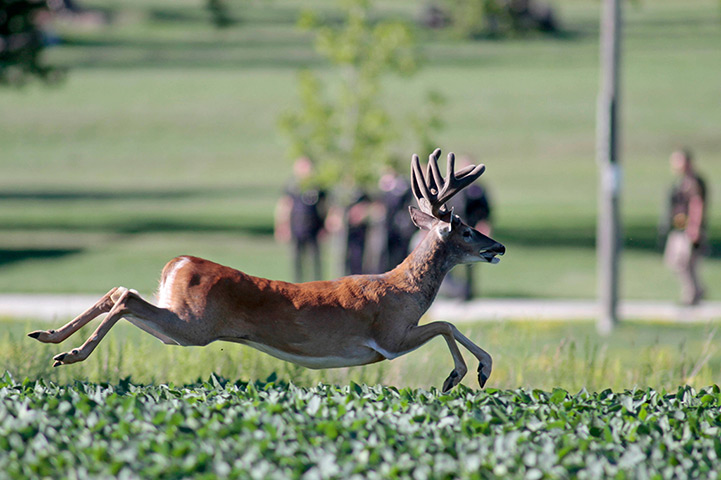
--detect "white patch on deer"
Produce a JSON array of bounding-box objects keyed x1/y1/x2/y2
[
  {"x1": 242, "y1": 340, "x2": 380, "y2": 369},
  {"x1": 157, "y1": 256, "x2": 191, "y2": 309}
]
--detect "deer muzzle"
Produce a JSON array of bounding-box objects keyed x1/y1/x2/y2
[{"x1": 480, "y1": 243, "x2": 505, "y2": 264}]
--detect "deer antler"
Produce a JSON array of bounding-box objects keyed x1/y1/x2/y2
[{"x1": 411, "y1": 148, "x2": 486, "y2": 219}]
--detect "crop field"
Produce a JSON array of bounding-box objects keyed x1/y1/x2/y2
[{"x1": 1, "y1": 374, "x2": 720, "y2": 479}]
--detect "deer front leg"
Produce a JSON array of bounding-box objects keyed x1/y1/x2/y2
[
  {"x1": 450, "y1": 326, "x2": 492, "y2": 388},
  {"x1": 28, "y1": 287, "x2": 122, "y2": 344},
  {"x1": 376, "y1": 321, "x2": 468, "y2": 393}
]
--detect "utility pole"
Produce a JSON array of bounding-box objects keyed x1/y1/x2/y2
[{"x1": 596, "y1": 0, "x2": 622, "y2": 334}]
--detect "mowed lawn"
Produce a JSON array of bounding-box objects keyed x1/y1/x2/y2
[{"x1": 0, "y1": 0, "x2": 719, "y2": 303}]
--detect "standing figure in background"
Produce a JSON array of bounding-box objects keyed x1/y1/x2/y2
[
  {"x1": 378, "y1": 167, "x2": 415, "y2": 272},
  {"x1": 274, "y1": 157, "x2": 327, "y2": 282},
  {"x1": 662, "y1": 148, "x2": 708, "y2": 305},
  {"x1": 344, "y1": 190, "x2": 371, "y2": 275},
  {"x1": 443, "y1": 155, "x2": 493, "y2": 300}
]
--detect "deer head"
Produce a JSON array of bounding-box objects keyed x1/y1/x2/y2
[{"x1": 409, "y1": 148, "x2": 505, "y2": 265}]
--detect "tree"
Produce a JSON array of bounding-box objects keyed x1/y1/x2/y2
[{"x1": 279, "y1": 0, "x2": 443, "y2": 191}]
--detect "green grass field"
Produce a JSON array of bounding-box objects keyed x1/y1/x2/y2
[
  {"x1": 4, "y1": 318, "x2": 719, "y2": 392},
  {"x1": 1, "y1": 0, "x2": 720, "y2": 302}
]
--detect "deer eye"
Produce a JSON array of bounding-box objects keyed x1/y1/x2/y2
[{"x1": 462, "y1": 230, "x2": 472, "y2": 239}]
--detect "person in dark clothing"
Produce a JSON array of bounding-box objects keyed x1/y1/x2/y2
[
  {"x1": 662, "y1": 148, "x2": 708, "y2": 305},
  {"x1": 378, "y1": 169, "x2": 416, "y2": 272},
  {"x1": 344, "y1": 190, "x2": 371, "y2": 275},
  {"x1": 275, "y1": 157, "x2": 327, "y2": 282}
]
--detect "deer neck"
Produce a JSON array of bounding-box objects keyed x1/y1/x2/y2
[{"x1": 388, "y1": 230, "x2": 455, "y2": 312}]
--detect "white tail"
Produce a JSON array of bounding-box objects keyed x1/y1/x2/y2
[{"x1": 29, "y1": 148, "x2": 505, "y2": 392}]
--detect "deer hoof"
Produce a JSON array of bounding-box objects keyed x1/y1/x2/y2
[
  {"x1": 478, "y1": 370, "x2": 489, "y2": 389},
  {"x1": 28, "y1": 329, "x2": 65, "y2": 344},
  {"x1": 477, "y1": 363, "x2": 491, "y2": 389},
  {"x1": 442, "y1": 370, "x2": 461, "y2": 393},
  {"x1": 28, "y1": 330, "x2": 59, "y2": 343},
  {"x1": 54, "y1": 348, "x2": 84, "y2": 365}
]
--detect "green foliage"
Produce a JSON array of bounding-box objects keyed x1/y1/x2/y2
[
  {"x1": 279, "y1": 71, "x2": 342, "y2": 187},
  {"x1": 444, "y1": 0, "x2": 492, "y2": 39},
  {"x1": 408, "y1": 89, "x2": 447, "y2": 162},
  {"x1": 2, "y1": 374, "x2": 720, "y2": 478},
  {"x1": 0, "y1": 0, "x2": 63, "y2": 86},
  {"x1": 280, "y1": 0, "x2": 440, "y2": 189},
  {"x1": 443, "y1": 0, "x2": 559, "y2": 39}
]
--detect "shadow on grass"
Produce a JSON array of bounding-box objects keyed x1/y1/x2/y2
[
  {"x1": 110, "y1": 220, "x2": 273, "y2": 236},
  {"x1": 60, "y1": 36, "x2": 313, "y2": 51},
  {"x1": 55, "y1": 2, "x2": 598, "y2": 72},
  {"x1": 0, "y1": 185, "x2": 277, "y2": 202},
  {"x1": 1, "y1": 186, "x2": 717, "y2": 259},
  {"x1": 147, "y1": 4, "x2": 303, "y2": 26},
  {"x1": 0, "y1": 187, "x2": 276, "y2": 235},
  {"x1": 59, "y1": 36, "x2": 590, "y2": 71},
  {"x1": 497, "y1": 224, "x2": 721, "y2": 259},
  {"x1": 0, "y1": 248, "x2": 84, "y2": 268},
  {"x1": 0, "y1": 219, "x2": 273, "y2": 236}
]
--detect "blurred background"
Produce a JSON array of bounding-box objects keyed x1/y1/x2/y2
[{"x1": 1, "y1": 0, "x2": 719, "y2": 390}]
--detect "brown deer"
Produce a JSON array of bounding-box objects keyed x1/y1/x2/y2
[{"x1": 29, "y1": 149, "x2": 505, "y2": 392}]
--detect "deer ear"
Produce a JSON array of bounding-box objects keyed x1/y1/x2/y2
[
  {"x1": 447, "y1": 207, "x2": 457, "y2": 231},
  {"x1": 438, "y1": 208, "x2": 456, "y2": 235},
  {"x1": 409, "y1": 206, "x2": 436, "y2": 231}
]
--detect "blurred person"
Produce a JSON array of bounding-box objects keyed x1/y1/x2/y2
[
  {"x1": 362, "y1": 198, "x2": 387, "y2": 274},
  {"x1": 274, "y1": 157, "x2": 327, "y2": 282},
  {"x1": 661, "y1": 148, "x2": 707, "y2": 305},
  {"x1": 377, "y1": 166, "x2": 415, "y2": 272},
  {"x1": 344, "y1": 190, "x2": 372, "y2": 275},
  {"x1": 442, "y1": 155, "x2": 493, "y2": 300}
]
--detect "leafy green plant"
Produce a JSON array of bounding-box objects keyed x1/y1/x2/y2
[{"x1": 2, "y1": 374, "x2": 720, "y2": 478}]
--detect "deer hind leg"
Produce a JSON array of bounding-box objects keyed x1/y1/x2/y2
[
  {"x1": 450, "y1": 326, "x2": 492, "y2": 388},
  {"x1": 51, "y1": 288, "x2": 191, "y2": 367},
  {"x1": 28, "y1": 287, "x2": 122, "y2": 344},
  {"x1": 374, "y1": 321, "x2": 468, "y2": 393}
]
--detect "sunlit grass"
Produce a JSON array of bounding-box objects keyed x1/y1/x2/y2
[{"x1": 4, "y1": 318, "x2": 718, "y2": 392}]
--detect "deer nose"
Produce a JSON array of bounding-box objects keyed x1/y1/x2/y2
[{"x1": 493, "y1": 243, "x2": 506, "y2": 255}]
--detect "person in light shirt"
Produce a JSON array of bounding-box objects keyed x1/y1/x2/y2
[{"x1": 662, "y1": 148, "x2": 707, "y2": 305}]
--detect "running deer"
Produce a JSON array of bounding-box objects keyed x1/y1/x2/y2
[{"x1": 29, "y1": 149, "x2": 505, "y2": 391}]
